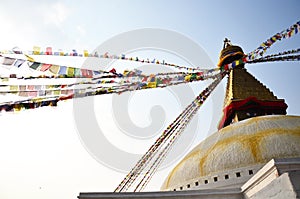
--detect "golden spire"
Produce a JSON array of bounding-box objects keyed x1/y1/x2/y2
[
  {"x1": 218, "y1": 39, "x2": 287, "y2": 129},
  {"x1": 223, "y1": 67, "x2": 279, "y2": 107}
]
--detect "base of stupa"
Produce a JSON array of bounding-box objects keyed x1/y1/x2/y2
[{"x1": 78, "y1": 157, "x2": 300, "y2": 199}]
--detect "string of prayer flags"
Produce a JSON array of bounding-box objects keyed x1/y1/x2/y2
[
  {"x1": 0, "y1": 54, "x2": 112, "y2": 78},
  {"x1": 247, "y1": 20, "x2": 300, "y2": 60},
  {"x1": 247, "y1": 54, "x2": 300, "y2": 64},
  {"x1": 219, "y1": 56, "x2": 248, "y2": 71},
  {"x1": 0, "y1": 97, "x2": 58, "y2": 112},
  {"x1": 0, "y1": 47, "x2": 217, "y2": 72},
  {"x1": 115, "y1": 72, "x2": 225, "y2": 192},
  {"x1": 1, "y1": 52, "x2": 220, "y2": 85},
  {"x1": 256, "y1": 48, "x2": 300, "y2": 59},
  {"x1": 0, "y1": 20, "x2": 298, "y2": 117}
]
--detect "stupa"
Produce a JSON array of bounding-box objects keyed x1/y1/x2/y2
[
  {"x1": 78, "y1": 40, "x2": 300, "y2": 199},
  {"x1": 160, "y1": 39, "x2": 300, "y2": 197}
]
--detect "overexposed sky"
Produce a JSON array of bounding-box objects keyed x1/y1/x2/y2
[{"x1": 0, "y1": 1, "x2": 299, "y2": 199}]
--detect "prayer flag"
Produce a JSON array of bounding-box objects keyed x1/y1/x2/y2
[
  {"x1": 33, "y1": 46, "x2": 41, "y2": 55},
  {"x1": 147, "y1": 82, "x2": 157, "y2": 88},
  {"x1": 46, "y1": 47, "x2": 53, "y2": 55},
  {"x1": 1, "y1": 57, "x2": 15, "y2": 65},
  {"x1": 93, "y1": 71, "x2": 101, "y2": 75},
  {"x1": 53, "y1": 90, "x2": 61, "y2": 95},
  {"x1": 110, "y1": 68, "x2": 116, "y2": 73},
  {"x1": 49, "y1": 65, "x2": 60, "y2": 74},
  {"x1": 67, "y1": 67, "x2": 75, "y2": 77},
  {"x1": 29, "y1": 91, "x2": 37, "y2": 97},
  {"x1": 40, "y1": 64, "x2": 52, "y2": 72},
  {"x1": 74, "y1": 68, "x2": 81, "y2": 77},
  {"x1": 72, "y1": 49, "x2": 78, "y2": 56},
  {"x1": 13, "y1": 59, "x2": 25, "y2": 67},
  {"x1": 10, "y1": 85, "x2": 18, "y2": 91},
  {"x1": 38, "y1": 90, "x2": 46, "y2": 96},
  {"x1": 19, "y1": 91, "x2": 28, "y2": 97},
  {"x1": 59, "y1": 66, "x2": 67, "y2": 75},
  {"x1": 81, "y1": 69, "x2": 88, "y2": 77},
  {"x1": 46, "y1": 90, "x2": 53, "y2": 96},
  {"x1": 19, "y1": 85, "x2": 26, "y2": 91},
  {"x1": 87, "y1": 70, "x2": 93, "y2": 78},
  {"x1": 27, "y1": 85, "x2": 34, "y2": 90},
  {"x1": 30, "y1": 62, "x2": 41, "y2": 70},
  {"x1": 83, "y1": 50, "x2": 89, "y2": 57},
  {"x1": 25, "y1": 54, "x2": 35, "y2": 62},
  {"x1": 59, "y1": 50, "x2": 64, "y2": 56}
]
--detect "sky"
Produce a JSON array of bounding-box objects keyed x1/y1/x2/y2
[{"x1": 0, "y1": 0, "x2": 299, "y2": 199}]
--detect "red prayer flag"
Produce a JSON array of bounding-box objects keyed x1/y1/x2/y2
[
  {"x1": 40, "y1": 64, "x2": 52, "y2": 72},
  {"x1": 87, "y1": 70, "x2": 93, "y2": 78},
  {"x1": 109, "y1": 68, "x2": 116, "y2": 73},
  {"x1": 46, "y1": 47, "x2": 53, "y2": 55},
  {"x1": 81, "y1": 69, "x2": 88, "y2": 77}
]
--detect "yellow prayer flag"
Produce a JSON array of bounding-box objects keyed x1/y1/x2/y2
[
  {"x1": 14, "y1": 104, "x2": 22, "y2": 111},
  {"x1": 53, "y1": 90, "x2": 61, "y2": 95},
  {"x1": 83, "y1": 50, "x2": 89, "y2": 57},
  {"x1": 10, "y1": 85, "x2": 18, "y2": 91},
  {"x1": 59, "y1": 50, "x2": 64, "y2": 56},
  {"x1": 25, "y1": 54, "x2": 35, "y2": 62},
  {"x1": 33, "y1": 46, "x2": 41, "y2": 55},
  {"x1": 147, "y1": 82, "x2": 157, "y2": 88},
  {"x1": 67, "y1": 67, "x2": 75, "y2": 77},
  {"x1": 184, "y1": 75, "x2": 191, "y2": 82},
  {"x1": 49, "y1": 65, "x2": 60, "y2": 74},
  {"x1": 291, "y1": 29, "x2": 295, "y2": 36}
]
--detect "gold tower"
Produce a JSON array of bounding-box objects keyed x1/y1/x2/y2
[{"x1": 218, "y1": 39, "x2": 287, "y2": 129}]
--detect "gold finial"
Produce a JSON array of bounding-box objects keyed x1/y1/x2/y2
[{"x1": 223, "y1": 38, "x2": 232, "y2": 49}]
